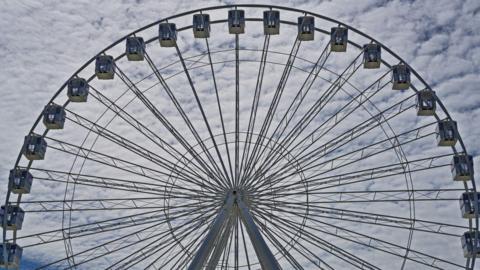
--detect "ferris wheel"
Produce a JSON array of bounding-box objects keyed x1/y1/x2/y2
[{"x1": 1, "y1": 4, "x2": 478, "y2": 269}]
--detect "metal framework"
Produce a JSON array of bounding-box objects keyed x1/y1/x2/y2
[{"x1": 2, "y1": 4, "x2": 478, "y2": 270}]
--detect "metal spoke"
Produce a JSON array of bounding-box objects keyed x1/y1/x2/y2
[
  {"x1": 239, "y1": 35, "x2": 270, "y2": 183},
  {"x1": 241, "y1": 37, "x2": 302, "y2": 186},
  {"x1": 67, "y1": 203, "x2": 217, "y2": 269},
  {"x1": 242, "y1": 42, "x2": 335, "y2": 186},
  {"x1": 257, "y1": 152, "x2": 453, "y2": 197},
  {"x1": 142, "y1": 50, "x2": 231, "y2": 185},
  {"x1": 86, "y1": 85, "x2": 212, "y2": 181},
  {"x1": 42, "y1": 135, "x2": 220, "y2": 193},
  {"x1": 266, "y1": 204, "x2": 467, "y2": 237},
  {"x1": 260, "y1": 202, "x2": 466, "y2": 269},
  {"x1": 245, "y1": 68, "x2": 393, "y2": 190},
  {"x1": 253, "y1": 206, "x2": 378, "y2": 270},
  {"x1": 253, "y1": 95, "x2": 419, "y2": 192},
  {"x1": 64, "y1": 109, "x2": 209, "y2": 186},
  {"x1": 205, "y1": 37, "x2": 235, "y2": 183},
  {"x1": 235, "y1": 33, "x2": 240, "y2": 187},
  {"x1": 167, "y1": 43, "x2": 232, "y2": 187},
  {"x1": 20, "y1": 197, "x2": 218, "y2": 212},
  {"x1": 113, "y1": 63, "x2": 228, "y2": 189},
  {"x1": 13, "y1": 209, "x2": 167, "y2": 247},
  {"x1": 27, "y1": 167, "x2": 211, "y2": 196}
]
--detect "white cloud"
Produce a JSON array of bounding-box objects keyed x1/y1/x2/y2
[{"x1": 0, "y1": 0, "x2": 479, "y2": 269}]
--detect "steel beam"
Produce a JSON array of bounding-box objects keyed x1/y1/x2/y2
[
  {"x1": 205, "y1": 214, "x2": 234, "y2": 270},
  {"x1": 237, "y1": 195, "x2": 281, "y2": 270},
  {"x1": 189, "y1": 191, "x2": 280, "y2": 269},
  {"x1": 188, "y1": 194, "x2": 234, "y2": 270}
]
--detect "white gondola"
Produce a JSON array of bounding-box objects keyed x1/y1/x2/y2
[
  {"x1": 460, "y1": 192, "x2": 480, "y2": 218},
  {"x1": 67, "y1": 77, "x2": 89, "y2": 102},
  {"x1": 330, "y1": 27, "x2": 348, "y2": 52},
  {"x1": 416, "y1": 89, "x2": 436, "y2": 116},
  {"x1": 461, "y1": 231, "x2": 480, "y2": 258},
  {"x1": 42, "y1": 103, "x2": 66, "y2": 130},
  {"x1": 228, "y1": 10, "x2": 245, "y2": 34},
  {"x1": 22, "y1": 134, "x2": 47, "y2": 160},
  {"x1": 452, "y1": 154, "x2": 474, "y2": 181},
  {"x1": 392, "y1": 64, "x2": 410, "y2": 90},
  {"x1": 297, "y1": 16, "x2": 314, "y2": 41},
  {"x1": 193, "y1": 14, "x2": 210, "y2": 38},
  {"x1": 363, "y1": 44, "x2": 381, "y2": 69},
  {"x1": 95, "y1": 55, "x2": 115, "y2": 80},
  {"x1": 436, "y1": 120, "x2": 458, "y2": 146},
  {"x1": 263, "y1": 10, "x2": 280, "y2": 35},
  {"x1": 126, "y1": 37, "x2": 145, "y2": 61},
  {"x1": 0, "y1": 243, "x2": 22, "y2": 268},
  {"x1": 159, "y1": 23, "x2": 177, "y2": 47},
  {"x1": 8, "y1": 168, "x2": 33, "y2": 194},
  {"x1": 0, "y1": 205, "x2": 25, "y2": 230}
]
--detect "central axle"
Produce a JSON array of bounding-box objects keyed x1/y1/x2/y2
[{"x1": 187, "y1": 190, "x2": 280, "y2": 270}]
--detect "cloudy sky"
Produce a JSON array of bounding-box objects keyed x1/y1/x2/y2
[{"x1": 0, "y1": 0, "x2": 479, "y2": 269}]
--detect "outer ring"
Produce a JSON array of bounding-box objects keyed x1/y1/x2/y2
[{"x1": 3, "y1": 4, "x2": 476, "y2": 269}]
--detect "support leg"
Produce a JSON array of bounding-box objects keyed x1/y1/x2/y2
[
  {"x1": 188, "y1": 195, "x2": 234, "y2": 270},
  {"x1": 237, "y1": 196, "x2": 281, "y2": 270}
]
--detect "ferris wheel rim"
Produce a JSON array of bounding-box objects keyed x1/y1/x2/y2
[{"x1": 2, "y1": 4, "x2": 477, "y2": 269}]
